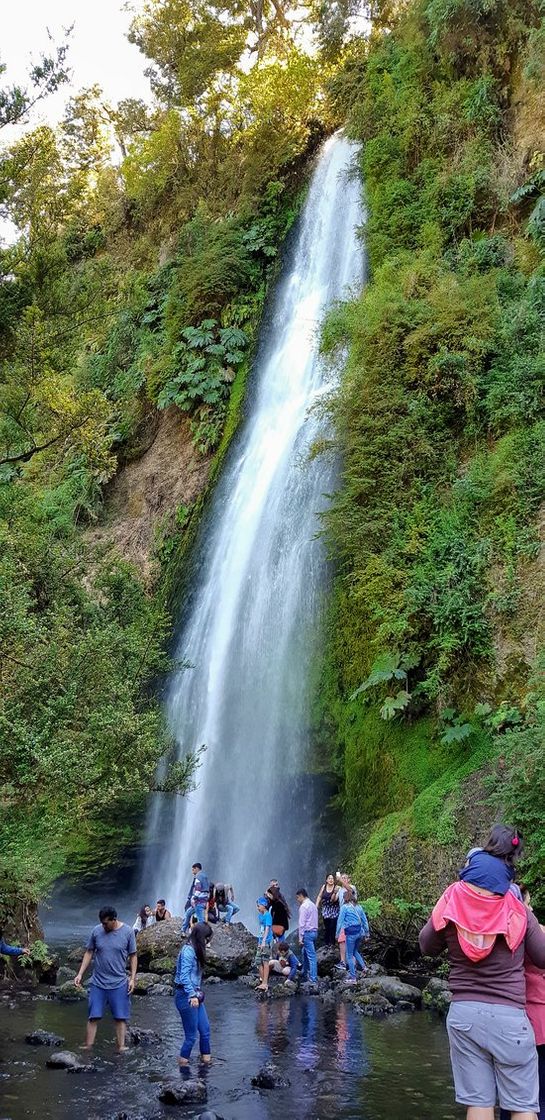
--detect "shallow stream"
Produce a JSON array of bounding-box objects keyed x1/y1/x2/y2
[{"x1": 1, "y1": 982, "x2": 464, "y2": 1119}]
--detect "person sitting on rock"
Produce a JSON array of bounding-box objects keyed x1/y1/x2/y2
[
  {"x1": 154, "y1": 899, "x2": 172, "y2": 922},
  {"x1": 215, "y1": 883, "x2": 240, "y2": 924},
  {"x1": 133, "y1": 905, "x2": 155, "y2": 933},
  {"x1": 206, "y1": 885, "x2": 219, "y2": 924},
  {"x1": 74, "y1": 906, "x2": 137, "y2": 1053},
  {"x1": 255, "y1": 897, "x2": 274, "y2": 991},
  {"x1": 270, "y1": 943, "x2": 299, "y2": 985}
]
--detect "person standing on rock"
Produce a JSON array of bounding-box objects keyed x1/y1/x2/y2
[
  {"x1": 316, "y1": 873, "x2": 340, "y2": 946},
  {"x1": 336, "y1": 889, "x2": 369, "y2": 983},
  {"x1": 174, "y1": 921, "x2": 213, "y2": 1067},
  {"x1": 255, "y1": 896, "x2": 274, "y2": 991},
  {"x1": 296, "y1": 888, "x2": 319, "y2": 984},
  {"x1": 267, "y1": 884, "x2": 290, "y2": 941},
  {"x1": 183, "y1": 862, "x2": 210, "y2": 932},
  {"x1": 74, "y1": 906, "x2": 137, "y2": 1052},
  {"x1": 335, "y1": 872, "x2": 358, "y2": 972}
]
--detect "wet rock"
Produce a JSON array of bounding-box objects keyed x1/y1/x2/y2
[
  {"x1": 150, "y1": 956, "x2": 176, "y2": 974},
  {"x1": 148, "y1": 982, "x2": 172, "y2": 996},
  {"x1": 128, "y1": 1027, "x2": 162, "y2": 1046},
  {"x1": 157, "y1": 1078, "x2": 207, "y2": 1104},
  {"x1": 133, "y1": 972, "x2": 161, "y2": 994},
  {"x1": 422, "y1": 976, "x2": 451, "y2": 1014},
  {"x1": 320, "y1": 990, "x2": 337, "y2": 1007},
  {"x1": 46, "y1": 1050, "x2": 89, "y2": 1070},
  {"x1": 299, "y1": 980, "x2": 320, "y2": 995},
  {"x1": 238, "y1": 974, "x2": 259, "y2": 988},
  {"x1": 395, "y1": 1000, "x2": 416, "y2": 1012},
  {"x1": 251, "y1": 1061, "x2": 291, "y2": 1089},
  {"x1": 53, "y1": 981, "x2": 86, "y2": 1002},
  {"x1": 283, "y1": 979, "x2": 297, "y2": 993},
  {"x1": 137, "y1": 919, "x2": 255, "y2": 978},
  {"x1": 66, "y1": 945, "x2": 86, "y2": 963},
  {"x1": 364, "y1": 975, "x2": 421, "y2": 1006},
  {"x1": 56, "y1": 966, "x2": 77, "y2": 984},
  {"x1": 205, "y1": 975, "x2": 221, "y2": 984},
  {"x1": 196, "y1": 1113, "x2": 225, "y2": 1120},
  {"x1": 366, "y1": 963, "x2": 386, "y2": 976},
  {"x1": 25, "y1": 1029, "x2": 64, "y2": 1046},
  {"x1": 316, "y1": 945, "x2": 339, "y2": 977},
  {"x1": 354, "y1": 993, "x2": 394, "y2": 1018}
]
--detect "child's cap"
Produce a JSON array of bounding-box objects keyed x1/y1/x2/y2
[{"x1": 256, "y1": 896, "x2": 269, "y2": 907}]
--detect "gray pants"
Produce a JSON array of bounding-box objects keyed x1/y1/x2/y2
[{"x1": 447, "y1": 1001, "x2": 539, "y2": 1113}]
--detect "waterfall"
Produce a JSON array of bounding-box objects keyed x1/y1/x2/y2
[{"x1": 144, "y1": 133, "x2": 364, "y2": 923}]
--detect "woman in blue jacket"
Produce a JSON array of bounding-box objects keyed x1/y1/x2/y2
[
  {"x1": 336, "y1": 890, "x2": 369, "y2": 983},
  {"x1": 174, "y1": 922, "x2": 213, "y2": 1066}
]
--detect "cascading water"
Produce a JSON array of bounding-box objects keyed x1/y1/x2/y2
[{"x1": 143, "y1": 133, "x2": 364, "y2": 922}]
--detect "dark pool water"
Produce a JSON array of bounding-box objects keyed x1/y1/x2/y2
[{"x1": 0, "y1": 983, "x2": 464, "y2": 1120}]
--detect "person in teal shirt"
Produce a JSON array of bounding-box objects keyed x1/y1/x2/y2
[{"x1": 255, "y1": 897, "x2": 273, "y2": 991}]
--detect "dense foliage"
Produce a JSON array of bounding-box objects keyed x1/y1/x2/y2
[
  {"x1": 0, "y1": 4, "x2": 335, "y2": 903},
  {"x1": 319, "y1": 0, "x2": 545, "y2": 905}
]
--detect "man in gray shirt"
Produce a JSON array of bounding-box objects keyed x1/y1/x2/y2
[{"x1": 74, "y1": 906, "x2": 137, "y2": 1051}]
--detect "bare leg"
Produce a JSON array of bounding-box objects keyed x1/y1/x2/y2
[
  {"x1": 82, "y1": 1019, "x2": 98, "y2": 1049},
  {"x1": 466, "y1": 1110, "x2": 495, "y2": 1120},
  {"x1": 339, "y1": 942, "x2": 346, "y2": 966},
  {"x1": 115, "y1": 1019, "x2": 128, "y2": 1051},
  {"x1": 262, "y1": 961, "x2": 270, "y2": 988},
  {"x1": 511, "y1": 1113, "x2": 537, "y2": 1119}
]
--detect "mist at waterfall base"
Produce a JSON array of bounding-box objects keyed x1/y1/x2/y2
[{"x1": 137, "y1": 134, "x2": 364, "y2": 925}]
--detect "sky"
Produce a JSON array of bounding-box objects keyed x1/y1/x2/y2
[{"x1": 1, "y1": 0, "x2": 151, "y2": 127}]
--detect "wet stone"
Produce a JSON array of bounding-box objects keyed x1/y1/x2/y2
[
  {"x1": 46, "y1": 1050, "x2": 91, "y2": 1071},
  {"x1": 128, "y1": 1027, "x2": 162, "y2": 1046},
  {"x1": 205, "y1": 975, "x2": 221, "y2": 984},
  {"x1": 251, "y1": 1061, "x2": 291, "y2": 1089},
  {"x1": 53, "y1": 981, "x2": 86, "y2": 1002},
  {"x1": 150, "y1": 956, "x2": 176, "y2": 974},
  {"x1": 196, "y1": 1113, "x2": 225, "y2": 1120},
  {"x1": 157, "y1": 1078, "x2": 207, "y2": 1104},
  {"x1": 133, "y1": 973, "x2": 161, "y2": 994},
  {"x1": 148, "y1": 983, "x2": 172, "y2": 996},
  {"x1": 25, "y1": 1030, "x2": 64, "y2": 1046}
]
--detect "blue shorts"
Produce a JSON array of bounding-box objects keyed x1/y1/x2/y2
[{"x1": 88, "y1": 981, "x2": 131, "y2": 1021}]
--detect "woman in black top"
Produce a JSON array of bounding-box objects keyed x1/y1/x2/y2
[{"x1": 267, "y1": 885, "x2": 290, "y2": 939}]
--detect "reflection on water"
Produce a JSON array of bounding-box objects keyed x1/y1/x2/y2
[{"x1": 1, "y1": 983, "x2": 464, "y2": 1120}]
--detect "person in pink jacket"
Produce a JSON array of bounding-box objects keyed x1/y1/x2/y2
[{"x1": 500, "y1": 889, "x2": 545, "y2": 1120}]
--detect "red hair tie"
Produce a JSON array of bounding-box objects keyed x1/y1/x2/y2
[{"x1": 512, "y1": 836, "x2": 519, "y2": 846}]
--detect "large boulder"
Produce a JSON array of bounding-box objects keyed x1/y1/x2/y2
[
  {"x1": 316, "y1": 945, "x2": 339, "y2": 977},
  {"x1": 133, "y1": 972, "x2": 161, "y2": 995},
  {"x1": 136, "y1": 919, "x2": 255, "y2": 978},
  {"x1": 135, "y1": 919, "x2": 184, "y2": 972},
  {"x1": 26, "y1": 1030, "x2": 64, "y2": 1046},
  {"x1": 46, "y1": 1051, "x2": 92, "y2": 1071},
  {"x1": 53, "y1": 980, "x2": 86, "y2": 1002}
]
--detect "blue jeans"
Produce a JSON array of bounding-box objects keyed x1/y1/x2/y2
[
  {"x1": 345, "y1": 929, "x2": 365, "y2": 979},
  {"x1": 301, "y1": 930, "x2": 318, "y2": 982},
  {"x1": 183, "y1": 902, "x2": 205, "y2": 931},
  {"x1": 175, "y1": 991, "x2": 211, "y2": 1059},
  {"x1": 220, "y1": 903, "x2": 240, "y2": 923}
]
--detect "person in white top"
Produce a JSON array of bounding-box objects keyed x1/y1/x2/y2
[
  {"x1": 296, "y1": 888, "x2": 319, "y2": 983},
  {"x1": 133, "y1": 904, "x2": 155, "y2": 933}
]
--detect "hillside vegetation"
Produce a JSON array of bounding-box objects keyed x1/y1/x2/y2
[
  {"x1": 318, "y1": 0, "x2": 545, "y2": 911},
  {"x1": 0, "y1": 1, "x2": 340, "y2": 910}
]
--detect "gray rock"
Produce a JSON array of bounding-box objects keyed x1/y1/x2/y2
[
  {"x1": 422, "y1": 976, "x2": 452, "y2": 1014},
  {"x1": 53, "y1": 981, "x2": 86, "y2": 1002},
  {"x1": 148, "y1": 983, "x2": 173, "y2": 996},
  {"x1": 128, "y1": 1027, "x2": 162, "y2": 1046},
  {"x1": 205, "y1": 975, "x2": 221, "y2": 984},
  {"x1": 362, "y1": 975, "x2": 422, "y2": 1005},
  {"x1": 56, "y1": 966, "x2": 77, "y2": 984},
  {"x1": 46, "y1": 1051, "x2": 88, "y2": 1070},
  {"x1": 150, "y1": 956, "x2": 176, "y2": 974},
  {"x1": 316, "y1": 945, "x2": 340, "y2": 977},
  {"x1": 137, "y1": 919, "x2": 255, "y2": 978},
  {"x1": 157, "y1": 1078, "x2": 207, "y2": 1104},
  {"x1": 197, "y1": 1113, "x2": 225, "y2": 1120},
  {"x1": 26, "y1": 1030, "x2": 64, "y2": 1046},
  {"x1": 66, "y1": 946, "x2": 86, "y2": 963},
  {"x1": 251, "y1": 1061, "x2": 291, "y2": 1089},
  {"x1": 394, "y1": 1000, "x2": 416, "y2": 1012},
  {"x1": 299, "y1": 980, "x2": 320, "y2": 995},
  {"x1": 133, "y1": 972, "x2": 161, "y2": 994}
]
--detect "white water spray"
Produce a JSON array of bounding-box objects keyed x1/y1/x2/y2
[{"x1": 144, "y1": 134, "x2": 364, "y2": 922}]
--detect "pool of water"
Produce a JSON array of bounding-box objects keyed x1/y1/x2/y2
[{"x1": 1, "y1": 982, "x2": 463, "y2": 1119}]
